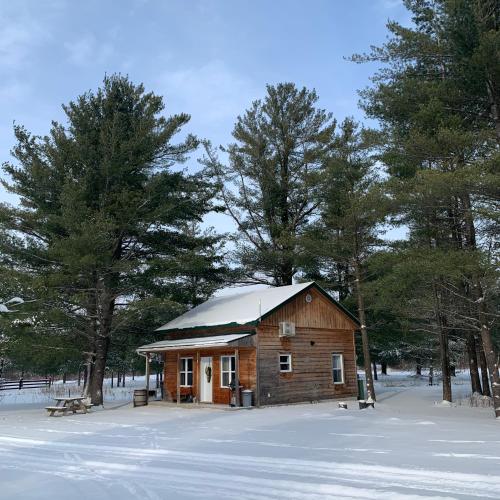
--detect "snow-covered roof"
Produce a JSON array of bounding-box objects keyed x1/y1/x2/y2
[
  {"x1": 157, "y1": 282, "x2": 314, "y2": 332},
  {"x1": 136, "y1": 333, "x2": 254, "y2": 352}
]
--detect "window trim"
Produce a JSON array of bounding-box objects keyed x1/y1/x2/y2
[
  {"x1": 332, "y1": 353, "x2": 344, "y2": 384},
  {"x1": 279, "y1": 353, "x2": 292, "y2": 373},
  {"x1": 179, "y1": 357, "x2": 193, "y2": 387},
  {"x1": 220, "y1": 355, "x2": 236, "y2": 388}
]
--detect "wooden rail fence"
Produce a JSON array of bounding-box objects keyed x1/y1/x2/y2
[{"x1": 0, "y1": 378, "x2": 52, "y2": 391}]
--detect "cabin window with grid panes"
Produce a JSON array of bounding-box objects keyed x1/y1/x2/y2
[
  {"x1": 220, "y1": 355, "x2": 236, "y2": 387},
  {"x1": 180, "y1": 357, "x2": 193, "y2": 386},
  {"x1": 279, "y1": 353, "x2": 292, "y2": 372}
]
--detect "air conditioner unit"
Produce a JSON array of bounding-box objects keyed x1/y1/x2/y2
[{"x1": 279, "y1": 321, "x2": 296, "y2": 337}]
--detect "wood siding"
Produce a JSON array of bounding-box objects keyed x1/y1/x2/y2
[
  {"x1": 163, "y1": 347, "x2": 256, "y2": 405},
  {"x1": 257, "y1": 325, "x2": 357, "y2": 405},
  {"x1": 257, "y1": 288, "x2": 357, "y2": 405},
  {"x1": 260, "y1": 287, "x2": 357, "y2": 330}
]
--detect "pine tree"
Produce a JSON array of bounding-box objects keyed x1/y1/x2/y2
[
  {"x1": 354, "y1": 0, "x2": 500, "y2": 414},
  {"x1": 0, "y1": 75, "x2": 226, "y2": 404},
  {"x1": 308, "y1": 118, "x2": 386, "y2": 401},
  {"x1": 203, "y1": 83, "x2": 336, "y2": 285}
]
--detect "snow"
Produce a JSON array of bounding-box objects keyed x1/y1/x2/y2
[
  {"x1": 156, "y1": 282, "x2": 313, "y2": 331},
  {"x1": 0, "y1": 376, "x2": 146, "y2": 406},
  {"x1": 0, "y1": 371, "x2": 499, "y2": 499}
]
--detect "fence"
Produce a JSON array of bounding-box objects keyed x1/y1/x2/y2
[{"x1": 0, "y1": 378, "x2": 52, "y2": 391}]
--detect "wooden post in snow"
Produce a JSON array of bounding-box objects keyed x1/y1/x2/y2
[
  {"x1": 176, "y1": 352, "x2": 181, "y2": 405},
  {"x1": 196, "y1": 351, "x2": 200, "y2": 404},
  {"x1": 235, "y1": 348, "x2": 240, "y2": 407},
  {"x1": 145, "y1": 354, "x2": 150, "y2": 404}
]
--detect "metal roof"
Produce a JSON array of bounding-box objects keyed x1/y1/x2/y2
[
  {"x1": 156, "y1": 282, "x2": 314, "y2": 332},
  {"x1": 136, "y1": 333, "x2": 254, "y2": 353},
  {"x1": 155, "y1": 281, "x2": 359, "y2": 332}
]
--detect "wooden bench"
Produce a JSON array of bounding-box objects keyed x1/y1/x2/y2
[{"x1": 45, "y1": 406, "x2": 70, "y2": 416}]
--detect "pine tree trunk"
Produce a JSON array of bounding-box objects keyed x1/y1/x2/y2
[
  {"x1": 373, "y1": 360, "x2": 378, "y2": 381},
  {"x1": 122, "y1": 372, "x2": 125, "y2": 387},
  {"x1": 381, "y1": 362, "x2": 387, "y2": 375},
  {"x1": 88, "y1": 285, "x2": 115, "y2": 406},
  {"x1": 77, "y1": 369, "x2": 81, "y2": 387},
  {"x1": 89, "y1": 335, "x2": 111, "y2": 406},
  {"x1": 132, "y1": 370, "x2": 135, "y2": 380},
  {"x1": 460, "y1": 192, "x2": 499, "y2": 415},
  {"x1": 433, "y1": 284, "x2": 452, "y2": 402},
  {"x1": 477, "y1": 295, "x2": 500, "y2": 417},
  {"x1": 479, "y1": 347, "x2": 491, "y2": 397},
  {"x1": 429, "y1": 364, "x2": 434, "y2": 386},
  {"x1": 353, "y1": 259, "x2": 376, "y2": 401},
  {"x1": 467, "y1": 333, "x2": 482, "y2": 394},
  {"x1": 416, "y1": 359, "x2": 422, "y2": 376},
  {"x1": 111, "y1": 371, "x2": 114, "y2": 388},
  {"x1": 439, "y1": 323, "x2": 453, "y2": 402}
]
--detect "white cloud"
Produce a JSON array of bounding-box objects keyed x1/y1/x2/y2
[
  {"x1": 64, "y1": 34, "x2": 114, "y2": 67},
  {"x1": 158, "y1": 60, "x2": 258, "y2": 126},
  {"x1": 0, "y1": 10, "x2": 48, "y2": 69}
]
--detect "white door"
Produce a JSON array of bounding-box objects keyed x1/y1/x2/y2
[{"x1": 200, "y1": 357, "x2": 213, "y2": 403}]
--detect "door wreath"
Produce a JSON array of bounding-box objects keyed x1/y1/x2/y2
[{"x1": 205, "y1": 365, "x2": 212, "y2": 383}]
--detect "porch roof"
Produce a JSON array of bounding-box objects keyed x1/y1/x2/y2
[{"x1": 136, "y1": 333, "x2": 254, "y2": 353}]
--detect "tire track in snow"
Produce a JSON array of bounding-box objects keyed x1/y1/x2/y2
[{"x1": 0, "y1": 436, "x2": 499, "y2": 498}]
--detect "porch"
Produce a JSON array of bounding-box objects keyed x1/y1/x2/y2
[{"x1": 137, "y1": 333, "x2": 257, "y2": 406}]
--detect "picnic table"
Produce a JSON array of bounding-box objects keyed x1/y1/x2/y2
[{"x1": 45, "y1": 396, "x2": 92, "y2": 416}]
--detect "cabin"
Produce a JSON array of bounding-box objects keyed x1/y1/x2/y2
[{"x1": 136, "y1": 281, "x2": 359, "y2": 406}]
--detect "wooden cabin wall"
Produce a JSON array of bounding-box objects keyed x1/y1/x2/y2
[
  {"x1": 260, "y1": 287, "x2": 357, "y2": 330},
  {"x1": 257, "y1": 288, "x2": 357, "y2": 405},
  {"x1": 163, "y1": 347, "x2": 257, "y2": 405},
  {"x1": 257, "y1": 326, "x2": 357, "y2": 405}
]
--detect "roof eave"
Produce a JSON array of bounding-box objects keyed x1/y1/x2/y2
[{"x1": 155, "y1": 321, "x2": 258, "y2": 334}]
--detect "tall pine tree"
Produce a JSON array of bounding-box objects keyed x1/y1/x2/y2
[
  {"x1": 203, "y1": 83, "x2": 336, "y2": 285},
  {"x1": 0, "y1": 75, "x2": 227, "y2": 404}
]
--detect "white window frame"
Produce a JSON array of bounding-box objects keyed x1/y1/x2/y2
[
  {"x1": 180, "y1": 357, "x2": 193, "y2": 387},
  {"x1": 279, "y1": 353, "x2": 292, "y2": 373},
  {"x1": 220, "y1": 355, "x2": 236, "y2": 388},
  {"x1": 332, "y1": 353, "x2": 344, "y2": 384}
]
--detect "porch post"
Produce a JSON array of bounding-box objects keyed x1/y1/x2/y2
[
  {"x1": 255, "y1": 333, "x2": 260, "y2": 407},
  {"x1": 145, "y1": 353, "x2": 150, "y2": 405},
  {"x1": 176, "y1": 352, "x2": 181, "y2": 405},
  {"x1": 235, "y1": 348, "x2": 240, "y2": 407},
  {"x1": 196, "y1": 351, "x2": 200, "y2": 404}
]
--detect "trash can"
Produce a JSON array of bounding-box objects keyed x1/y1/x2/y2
[
  {"x1": 155, "y1": 388, "x2": 162, "y2": 401},
  {"x1": 357, "y1": 376, "x2": 365, "y2": 401},
  {"x1": 242, "y1": 389, "x2": 253, "y2": 408},
  {"x1": 133, "y1": 389, "x2": 148, "y2": 407}
]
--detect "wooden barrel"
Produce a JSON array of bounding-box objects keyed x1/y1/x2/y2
[{"x1": 133, "y1": 389, "x2": 148, "y2": 407}]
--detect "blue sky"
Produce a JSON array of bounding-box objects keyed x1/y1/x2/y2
[{"x1": 0, "y1": 0, "x2": 410, "y2": 230}]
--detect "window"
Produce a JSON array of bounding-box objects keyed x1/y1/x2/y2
[
  {"x1": 180, "y1": 357, "x2": 193, "y2": 387},
  {"x1": 332, "y1": 354, "x2": 344, "y2": 384},
  {"x1": 279, "y1": 353, "x2": 292, "y2": 372},
  {"x1": 220, "y1": 355, "x2": 236, "y2": 388}
]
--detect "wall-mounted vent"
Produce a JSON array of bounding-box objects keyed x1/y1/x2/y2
[{"x1": 279, "y1": 321, "x2": 296, "y2": 337}]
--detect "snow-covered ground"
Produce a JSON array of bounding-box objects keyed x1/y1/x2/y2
[
  {"x1": 0, "y1": 375, "x2": 146, "y2": 406},
  {"x1": 0, "y1": 371, "x2": 499, "y2": 499}
]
